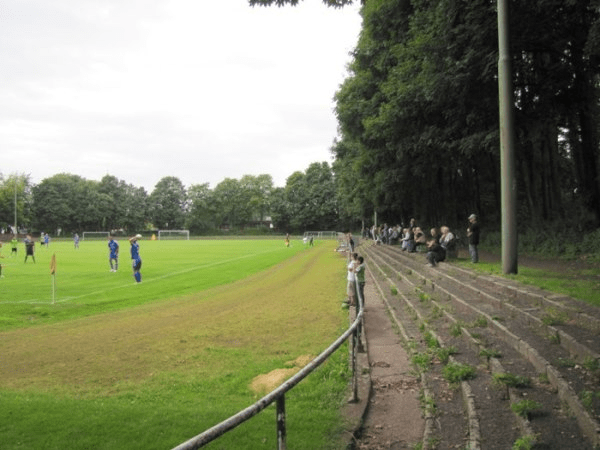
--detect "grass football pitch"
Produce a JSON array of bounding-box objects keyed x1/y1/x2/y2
[
  {"x1": 0, "y1": 238, "x2": 351, "y2": 449},
  {"x1": 0, "y1": 239, "x2": 313, "y2": 329}
]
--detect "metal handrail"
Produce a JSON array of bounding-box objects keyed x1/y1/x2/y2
[{"x1": 172, "y1": 257, "x2": 365, "y2": 450}]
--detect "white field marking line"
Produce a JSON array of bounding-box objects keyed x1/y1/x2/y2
[{"x1": 3, "y1": 247, "x2": 287, "y2": 305}]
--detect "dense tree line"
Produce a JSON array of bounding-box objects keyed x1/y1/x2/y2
[
  {"x1": 0, "y1": 174, "x2": 32, "y2": 232},
  {"x1": 0, "y1": 163, "x2": 338, "y2": 236},
  {"x1": 331, "y1": 0, "x2": 600, "y2": 231}
]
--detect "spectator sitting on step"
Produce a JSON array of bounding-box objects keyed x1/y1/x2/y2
[
  {"x1": 429, "y1": 227, "x2": 440, "y2": 244},
  {"x1": 425, "y1": 236, "x2": 446, "y2": 267},
  {"x1": 414, "y1": 227, "x2": 427, "y2": 251},
  {"x1": 440, "y1": 226, "x2": 457, "y2": 259}
]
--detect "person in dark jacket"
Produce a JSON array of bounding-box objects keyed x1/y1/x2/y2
[
  {"x1": 467, "y1": 214, "x2": 480, "y2": 263},
  {"x1": 425, "y1": 237, "x2": 446, "y2": 267}
]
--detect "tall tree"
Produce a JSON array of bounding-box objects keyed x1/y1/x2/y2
[
  {"x1": 31, "y1": 174, "x2": 88, "y2": 234},
  {"x1": 149, "y1": 177, "x2": 187, "y2": 229},
  {"x1": 269, "y1": 186, "x2": 291, "y2": 231},
  {"x1": 98, "y1": 175, "x2": 128, "y2": 230},
  {"x1": 333, "y1": 0, "x2": 600, "y2": 230},
  {"x1": 510, "y1": 0, "x2": 600, "y2": 225},
  {"x1": 277, "y1": 162, "x2": 338, "y2": 232},
  {"x1": 212, "y1": 178, "x2": 250, "y2": 229},
  {"x1": 186, "y1": 183, "x2": 216, "y2": 233},
  {"x1": 122, "y1": 185, "x2": 148, "y2": 232},
  {"x1": 0, "y1": 173, "x2": 32, "y2": 233},
  {"x1": 240, "y1": 174, "x2": 274, "y2": 223}
]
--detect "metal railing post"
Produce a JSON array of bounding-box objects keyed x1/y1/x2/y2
[
  {"x1": 356, "y1": 297, "x2": 365, "y2": 353},
  {"x1": 350, "y1": 328, "x2": 358, "y2": 402},
  {"x1": 276, "y1": 395, "x2": 286, "y2": 450}
]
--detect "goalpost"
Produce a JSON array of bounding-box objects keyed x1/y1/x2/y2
[
  {"x1": 302, "y1": 231, "x2": 337, "y2": 239},
  {"x1": 82, "y1": 231, "x2": 110, "y2": 241},
  {"x1": 157, "y1": 230, "x2": 190, "y2": 240}
]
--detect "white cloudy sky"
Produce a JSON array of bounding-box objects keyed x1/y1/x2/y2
[{"x1": 0, "y1": 0, "x2": 362, "y2": 192}]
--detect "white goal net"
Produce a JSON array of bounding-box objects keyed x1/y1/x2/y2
[
  {"x1": 302, "y1": 231, "x2": 337, "y2": 239},
  {"x1": 158, "y1": 230, "x2": 190, "y2": 240},
  {"x1": 82, "y1": 231, "x2": 110, "y2": 241}
]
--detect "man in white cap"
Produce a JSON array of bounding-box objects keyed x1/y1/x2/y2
[{"x1": 467, "y1": 214, "x2": 480, "y2": 263}]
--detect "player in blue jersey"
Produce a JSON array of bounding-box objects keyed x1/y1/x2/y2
[
  {"x1": 108, "y1": 235, "x2": 119, "y2": 272},
  {"x1": 129, "y1": 234, "x2": 142, "y2": 283}
]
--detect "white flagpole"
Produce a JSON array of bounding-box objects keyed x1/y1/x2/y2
[{"x1": 50, "y1": 253, "x2": 57, "y2": 304}]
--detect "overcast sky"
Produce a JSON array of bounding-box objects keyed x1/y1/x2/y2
[{"x1": 1, "y1": 0, "x2": 362, "y2": 192}]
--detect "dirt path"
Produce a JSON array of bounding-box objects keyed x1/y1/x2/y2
[{"x1": 353, "y1": 282, "x2": 424, "y2": 449}]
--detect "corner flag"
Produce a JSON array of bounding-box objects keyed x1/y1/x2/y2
[
  {"x1": 50, "y1": 253, "x2": 57, "y2": 275},
  {"x1": 50, "y1": 253, "x2": 57, "y2": 304}
]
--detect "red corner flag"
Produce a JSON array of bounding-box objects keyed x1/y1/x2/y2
[{"x1": 50, "y1": 253, "x2": 57, "y2": 275}]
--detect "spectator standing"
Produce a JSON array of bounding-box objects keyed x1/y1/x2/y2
[
  {"x1": 346, "y1": 253, "x2": 358, "y2": 307},
  {"x1": 354, "y1": 256, "x2": 367, "y2": 306},
  {"x1": 467, "y1": 214, "x2": 480, "y2": 263}
]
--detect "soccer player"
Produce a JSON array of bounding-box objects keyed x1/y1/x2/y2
[
  {"x1": 73, "y1": 233, "x2": 80, "y2": 249},
  {"x1": 10, "y1": 235, "x2": 18, "y2": 257},
  {"x1": 24, "y1": 235, "x2": 35, "y2": 263},
  {"x1": 108, "y1": 235, "x2": 119, "y2": 272},
  {"x1": 44, "y1": 233, "x2": 50, "y2": 247},
  {"x1": 129, "y1": 234, "x2": 142, "y2": 283}
]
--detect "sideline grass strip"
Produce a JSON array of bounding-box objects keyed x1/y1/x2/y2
[
  {"x1": 454, "y1": 257, "x2": 600, "y2": 306},
  {"x1": 0, "y1": 240, "x2": 351, "y2": 449}
]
